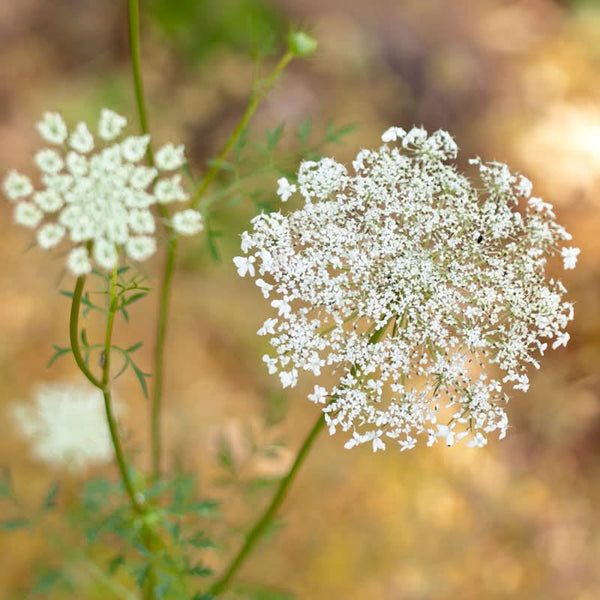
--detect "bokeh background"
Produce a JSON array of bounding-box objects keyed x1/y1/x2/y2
[{"x1": 1, "y1": 0, "x2": 600, "y2": 598}]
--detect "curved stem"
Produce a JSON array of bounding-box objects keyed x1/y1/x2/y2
[
  {"x1": 69, "y1": 276, "x2": 103, "y2": 389},
  {"x1": 208, "y1": 412, "x2": 326, "y2": 597}
]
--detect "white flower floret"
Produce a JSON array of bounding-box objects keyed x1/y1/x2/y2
[
  {"x1": 155, "y1": 143, "x2": 186, "y2": 170},
  {"x1": 381, "y1": 126, "x2": 406, "y2": 143},
  {"x1": 67, "y1": 247, "x2": 92, "y2": 275},
  {"x1": 233, "y1": 255, "x2": 256, "y2": 277},
  {"x1": 239, "y1": 125, "x2": 577, "y2": 452},
  {"x1": 34, "y1": 149, "x2": 64, "y2": 174},
  {"x1": 93, "y1": 239, "x2": 119, "y2": 270},
  {"x1": 130, "y1": 166, "x2": 157, "y2": 190},
  {"x1": 154, "y1": 175, "x2": 188, "y2": 203},
  {"x1": 125, "y1": 236, "x2": 156, "y2": 262},
  {"x1": 276, "y1": 177, "x2": 296, "y2": 202},
  {"x1": 98, "y1": 109, "x2": 127, "y2": 141},
  {"x1": 36, "y1": 112, "x2": 68, "y2": 145},
  {"x1": 11, "y1": 380, "x2": 121, "y2": 471},
  {"x1": 561, "y1": 247, "x2": 580, "y2": 270},
  {"x1": 172, "y1": 209, "x2": 203, "y2": 236},
  {"x1": 14, "y1": 202, "x2": 43, "y2": 228},
  {"x1": 308, "y1": 385, "x2": 328, "y2": 404},
  {"x1": 3, "y1": 170, "x2": 33, "y2": 200},
  {"x1": 128, "y1": 209, "x2": 155, "y2": 234},
  {"x1": 121, "y1": 135, "x2": 151, "y2": 162},
  {"x1": 66, "y1": 152, "x2": 88, "y2": 177},
  {"x1": 37, "y1": 223, "x2": 65, "y2": 249},
  {"x1": 69, "y1": 122, "x2": 94, "y2": 154}
]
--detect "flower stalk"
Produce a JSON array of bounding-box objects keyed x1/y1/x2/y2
[{"x1": 208, "y1": 412, "x2": 326, "y2": 597}]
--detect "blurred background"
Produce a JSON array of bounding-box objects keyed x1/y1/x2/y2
[{"x1": 1, "y1": 0, "x2": 600, "y2": 598}]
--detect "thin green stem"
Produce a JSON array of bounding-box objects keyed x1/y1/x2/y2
[
  {"x1": 191, "y1": 51, "x2": 294, "y2": 210},
  {"x1": 69, "y1": 277, "x2": 103, "y2": 389},
  {"x1": 151, "y1": 235, "x2": 178, "y2": 479},
  {"x1": 208, "y1": 412, "x2": 326, "y2": 597},
  {"x1": 128, "y1": 0, "x2": 154, "y2": 166}
]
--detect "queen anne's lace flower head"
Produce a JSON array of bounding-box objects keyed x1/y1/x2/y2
[
  {"x1": 236, "y1": 126, "x2": 578, "y2": 452},
  {"x1": 11, "y1": 380, "x2": 121, "y2": 472},
  {"x1": 2, "y1": 110, "x2": 204, "y2": 275}
]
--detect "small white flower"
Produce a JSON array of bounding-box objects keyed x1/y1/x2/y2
[
  {"x1": 121, "y1": 135, "x2": 151, "y2": 162},
  {"x1": 3, "y1": 170, "x2": 33, "y2": 200},
  {"x1": 37, "y1": 223, "x2": 65, "y2": 249},
  {"x1": 154, "y1": 175, "x2": 188, "y2": 203},
  {"x1": 125, "y1": 236, "x2": 156, "y2": 262},
  {"x1": 276, "y1": 177, "x2": 297, "y2": 202},
  {"x1": 11, "y1": 380, "x2": 121, "y2": 471},
  {"x1": 98, "y1": 109, "x2": 127, "y2": 141},
  {"x1": 128, "y1": 209, "x2": 155, "y2": 234},
  {"x1": 233, "y1": 255, "x2": 256, "y2": 277},
  {"x1": 69, "y1": 122, "x2": 94, "y2": 154},
  {"x1": 67, "y1": 247, "x2": 92, "y2": 275},
  {"x1": 14, "y1": 202, "x2": 43, "y2": 228},
  {"x1": 257, "y1": 318, "x2": 277, "y2": 336},
  {"x1": 66, "y1": 152, "x2": 88, "y2": 177},
  {"x1": 270, "y1": 298, "x2": 291, "y2": 317},
  {"x1": 308, "y1": 385, "x2": 328, "y2": 404},
  {"x1": 552, "y1": 331, "x2": 570, "y2": 349},
  {"x1": 34, "y1": 149, "x2": 64, "y2": 174},
  {"x1": 155, "y1": 143, "x2": 186, "y2": 170},
  {"x1": 279, "y1": 369, "x2": 298, "y2": 388},
  {"x1": 381, "y1": 126, "x2": 406, "y2": 143},
  {"x1": 561, "y1": 247, "x2": 580, "y2": 270},
  {"x1": 255, "y1": 278, "x2": 273, "y2": 298},
  {"x1": 172, "y1": 209, "x2": 203, "y2": 236},
  {"x1": 130, "y1": 166, "x2": 158, "y2": 190},
  {"x1": 36, "y1": 112, "x2": 68, "y2": 145},
  {"x1": 93, "y1": 239, "x2": 119, "y2": 270}
]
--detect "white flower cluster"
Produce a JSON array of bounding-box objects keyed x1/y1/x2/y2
[
  {"x1": 235, "y1": 126, "x2": 578, "y2": 452},
  {"x1": 11, "y1": 380, "x2": 120, "y2": 472},
  {"x1": 3, "y1": 110, "x2": 203, "y2": 275}
]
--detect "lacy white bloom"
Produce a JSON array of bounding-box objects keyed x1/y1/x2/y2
[
  {"x1": 11, "y1": 380, "x2": 121, "y2": 472},
  {"x1": 238, "y1": 126, "x2": 576, "y2": 452},
  {"x1": 561, "y1": 246, "x2": 580, "y2": 270},
  {"x1": 276, "y1": 177, "x2": 297, "y2": 202},
  {"x1": 3, "y1": 109, "x2": 204, "y2": 274}
]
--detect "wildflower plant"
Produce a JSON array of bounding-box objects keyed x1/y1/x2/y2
[
  {"x1": 236, "y1": 126, "x2": 577, "y2": 452},
  {"x1": 0, "y1": 1, "x2": 579, "y2": 599}
]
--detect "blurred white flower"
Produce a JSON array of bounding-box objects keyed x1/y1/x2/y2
[
  {"x1": 3, "y1": 109, "x2": 204, "y2": 274},
  {"x1": 238, "y1": 126, "x2": 576, "y2": 452},
  {"x1": 11, "y1": 380, "x2": 122, "y2": 472}
]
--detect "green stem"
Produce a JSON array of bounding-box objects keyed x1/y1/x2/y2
[
  {"x1": 69, "y1": 274, "x2": 142, "y2": 514},
  {"x1": 191, "y1": 51, "x2": 294, "y2": 210},
  {"x1": 151, "y1": 235, "x2": 178, "y2": 479},
  {"x1": 208, "y1": 412, "x2": 326, "y2": 597},
  {"x1": 128, "y1": 0, "x2": 154, "y2": 166},
  {"x1": 149, "y1": 50, "x2": 295, "y2": 480}
]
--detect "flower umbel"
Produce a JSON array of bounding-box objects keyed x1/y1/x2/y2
[
  {"x1": 236, "y1": 127, "x2": 577, "y2": 452},
  {"x1": 10, "y1": 380, "x2": 121, "y2": 472},
  {"x1": 2, "y1": 109, "x2": 204, "y2": 275}
]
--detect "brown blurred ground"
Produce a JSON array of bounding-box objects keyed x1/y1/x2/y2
[{"x1": 1, "y1": 1, "x2": 600, "y2": 599}]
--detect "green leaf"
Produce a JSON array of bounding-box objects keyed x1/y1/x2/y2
[
  {"x1": 121, "y1": 292, "x2": 147, "y2": 308},
  {"x1": 126, "y1": 341, "x2": 143, "y2": 353},
  {"x1": 266, "y1": 123, "x2": 284, "y2": 152},
  {"x1": 47, "y1": 345, "x2": 71, "y2": 368},
  {"x1": 42, "y1": 481, "x2": 60, "y2": 510},
  {"x1": 80, "y1": 328, "x2": 89, "y2": 347},
  {"x1": 108, "y1": 554, "x2": 125, "y2": 574},
  {"x1": 0, "y1": 468, "x2": 13, "y2": 499},
  {"x1": 184, "y1": 500, "x2": 219, "y2": 517},
  {"x1": 59, "y1": 290, "x2": 74, "y2": 299},
  {"x1": 131, "y1": 362, "x2": 151, "y2": 399},
  {"x1": 185, "y1": 531, "x2": 215, "y2": 549},
  {"x1": 217, "y1": 436, "x2": 235, "y2": 472},
  {"x1": 32, "y1": 569, "x2": 63, "y2": 595},
  {"x1": 187, "y1": 563, "x2": 214, "y2": 578},
  {"x1": 297, "y1": 118, "x2": 311, "y2": 144},
  {"x1": 0, "y1": 518, "x2": 28, "y2": 530},
  {"x1": 206, "y1": 158, "x2": 234, "y2": 171},
  {"x1": 117, "y1": 266, "x2": 131, "y2": 276},
  {"x1": 325, "y1": 122, "x2": 358, "y2": 144}
]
